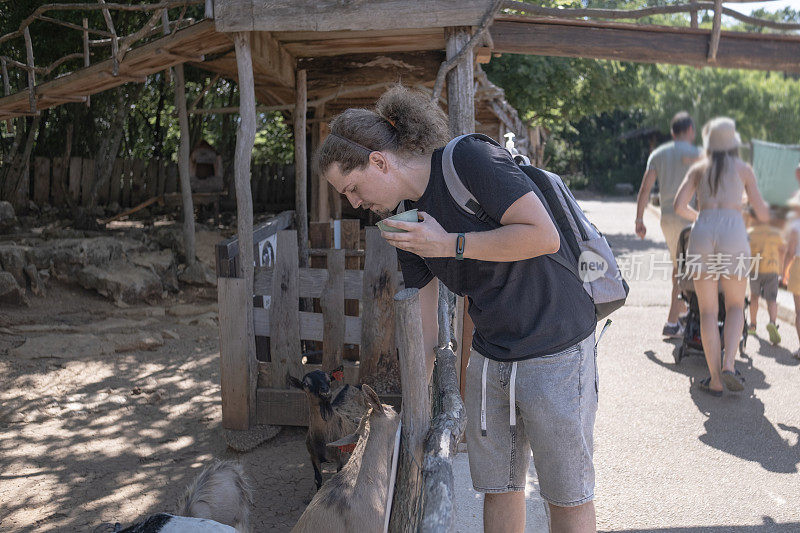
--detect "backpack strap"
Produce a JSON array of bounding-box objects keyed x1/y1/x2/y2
[{"x1": 442, "y1": 133, "x2": 504, "y2": 223}]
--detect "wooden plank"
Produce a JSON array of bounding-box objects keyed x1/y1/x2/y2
[
  {"x1": 266, "y1": 230, "x2": 303, "y2": 388},
  {"x1": 321, "y1": 249, "x2": 345, "y2": 372},
  {"x1": 254, "y1": 387, "x2": 402, "y2": 427},
  {"x1": 68, "y1": 156, "x2": 82, "y2": 202},
  {"x1": 359, "y1": 227, "x2": 400, "y2": 388},
  {"x1": 218, "y1": 277, "x2": 251, "y2": 430},
  {"x1": 80, "y1": 158, "x2": 95, "y2": 206},
  {"x1": 490, "y1": 18, "x2": 800, "y2": 73},
  {"x1": 342, "y1": 218, "x2": 361, "y2": 362},
  {"x1": 388, "y1": 287, "x2": 430, "y2": 531},
  {"x1": 253, "y1": 265, "x2": 363, "y2": 299},
  {"x1": 156, "y1": 158, "x2": 167, "y2": 196},
  {"x1": 109, "y1": 158, "x2": 123, "y2": 205},
  {"x1": 51, "y1": 157, "x2": 65, "y2": 206},
  {"x1": 253, "y1": 309, "x2": 361, "y2": 345},
  {"x1": 121, "y1": 158, "x2": 133, "y2": 207},
  {"x1": 165, "y1": 162, "x2": 178, "y2": 194},
  {"x1": 217, "y1": 0, "x2": 492, "y2": 32},
  {"x1": 131, "y1": 159, "x2": 145, "y2": 205},
  {"x1": 146, "y1": 158, "x2": 160, "y2": 198},
  {"x1": 216, "y1": 210, "x2": 294, "y2": 277},
  {"x1": 33, "y1": 157, "x2": 50, "y2": 205}
]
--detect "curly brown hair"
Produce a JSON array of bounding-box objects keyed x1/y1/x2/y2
[{"x1": 313, "y1": 85, "x2": 450, "y2": 177}]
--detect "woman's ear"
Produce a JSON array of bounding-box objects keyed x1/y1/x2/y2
[{"x1": 370, "y1": 151, "x2": 389, "y2": 172}]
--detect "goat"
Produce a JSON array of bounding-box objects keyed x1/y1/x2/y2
[
  {"x1": 288, "y1": 366, "x2": 367, "y2": 489},
  {"x1": 97, "y1": 460, "x2": 253, "y2": 533},
  {"x1": 292, "y1": 384, "x2": 401, "y2": 533}
]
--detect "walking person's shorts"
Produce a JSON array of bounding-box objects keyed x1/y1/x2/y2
[
  {"x1": 464, "y1": 332, "x2": 598, "y2": 507},
  {"x1": 750, "y1": 273, "x2": 779, "y2": 302}
]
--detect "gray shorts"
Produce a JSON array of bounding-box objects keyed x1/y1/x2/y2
[
  {"x1": 464, "y1": 332, "x2": 597, "y2": 507},
  {"x1": 750, "y1": 273, "x2": 779, "y2": 302}
]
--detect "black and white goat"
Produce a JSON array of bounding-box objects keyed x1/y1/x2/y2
[
  {"x1": 288, "y1": 365, "x2": 367, "y2": 489},
  {"x1": 292, "y1": 384, "x2": 401, "y2": 533},
  {"x1": 96, "y1": 460, "x2": 253, "y2": 533}
]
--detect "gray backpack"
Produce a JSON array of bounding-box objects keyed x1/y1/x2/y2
[{"x1": 439, "y1": 134, "x2": 629, "y2": 320}]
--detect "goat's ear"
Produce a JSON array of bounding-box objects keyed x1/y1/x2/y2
[
  {"x1": 287, "y1": 376, "x2": 304, "y2": 389},
  {"x1": 329, "y1": 365, "x2": 344, "y2": 381},
  {"x1": 327, "y1": 433, "x2": 358, "y2": 448},
  {"x1": 361, "y1": 384, "x2": 384, "y2": 415}
]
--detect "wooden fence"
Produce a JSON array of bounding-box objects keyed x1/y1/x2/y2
[
  {"x1": 216, "y1": 214, "x2": 403, "y2": 428},
  {"x1": 6, "y1": 156, "x2": 294, "y2": 211}
]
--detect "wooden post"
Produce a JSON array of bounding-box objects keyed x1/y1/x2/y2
[
  {"x1": 445, "y1": 26, "x2": 476, "y2": 387},
  {"x1": 708, "y1": 0, "x2": 723, "y2": 62},
  {"x1": 83, "y1": 18, "x2": 91, "y2": 107},
  {"x1": 690, "y1": 9, "x2": 698, "y2": 29},
  {"x1": 174, "y1": 64, "x2": 197, "y2": 265},
  {"x1": 360, "y1": 227, "x2": 399, "y2": 389},
  {"x1": 233, "y1": 31, "x2": 258, "y2": 425},
  {"x1": 205, "y1": 0, "x2": 214, "y2": 19},
  {"x1": 389, "y1": 288, "x2": 431, "y2": 533},
  {"x1": 23, "y1": 27, "x2": 36, "y2": 114},
  {"x1": 315, "y1": 105, "x2": 330, "y2": 222},
  {"x1": 445, "y1": 26, "x2": 475, "y2": 136},
  {"x1": 295, "y1": 69, "x2": 309, "y2": 268}
]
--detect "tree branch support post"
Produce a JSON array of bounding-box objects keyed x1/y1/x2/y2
[
  {"x1": 230, "y1": 30, "x2": 258, "y2": 428},
  {"x1": 83, "y1": 18, "x2": 91, "y2": 107},
  {"x1": 23, "y1": 27, "x2": 36, "y2": 114},
  {"x1": 390, "y1": 288, "x2": 432, "y2": 533},
  {"x1": 174, "y1": 64, "x2": 196, "y2": 266},
  {"x1": 1, "y1": 58, "x2": 12, "y2": 133},
  {"x1": 708, "y1": 0, "x2": 723, "y2": 62},
  {"x1": 294, "y1": 69, "x2": 309, "y2": 268}
]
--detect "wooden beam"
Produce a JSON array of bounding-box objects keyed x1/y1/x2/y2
[
  {"x1": 251, "y1": 32, "x2": 295, "y2": 88},
  {"x1": 215, "y1": 0, "x2": 493, "y2": 32},
  {"x1": 490, "y1": 18, "x2": 800, "y2": 73},
  {"x1": 233, "y1": 30, "x2": 258, "y2": 422},
  {"x1": 173, "y1": 63, "x2": 196, "y2": 265},
  {"x1": 294, "y1": 69, "x2": 309, "y2": 269}
]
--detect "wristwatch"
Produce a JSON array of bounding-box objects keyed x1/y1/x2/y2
[{"x1": 455, "y1": 233, "x2": 465, "y2": 260}]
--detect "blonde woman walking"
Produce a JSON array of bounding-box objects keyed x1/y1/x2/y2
[{"x1": 674, "y1": 117, "x2": 770, "y2": 396}]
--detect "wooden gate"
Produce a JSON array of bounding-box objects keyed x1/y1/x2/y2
[{"x1": 216, "y1": 213, "x2": 403, "y2": 428}]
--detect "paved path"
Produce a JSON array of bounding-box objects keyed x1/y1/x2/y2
[{"x1": 455, "y1": 196, "x2": 800, "y2": 532}]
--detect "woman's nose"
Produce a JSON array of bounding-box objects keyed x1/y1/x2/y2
[{"x1": 346, "y1": 193, "x2": 361, "y2": 208}]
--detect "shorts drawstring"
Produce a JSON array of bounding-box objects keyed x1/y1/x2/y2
[
  {"x1": 481, "y1": 358, "x2": 488, "y2": 436},
  {"x1": 480, "y1": 358, "x2": 518, "y2": 437},
  {"x1": 509, "y1": 362, "x2": 518, "y2": 434}
]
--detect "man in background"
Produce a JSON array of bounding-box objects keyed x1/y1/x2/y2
[{"x1": 635, "y1": 112, "x2": 701, "y2": 338}]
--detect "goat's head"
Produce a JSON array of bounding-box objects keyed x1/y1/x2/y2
[
  {"x1": 288, "y1": 366, "x2": 345, "y2": 420},
  {"x1": 327, "y1": 384, "x2": 398, "y2": 453}
]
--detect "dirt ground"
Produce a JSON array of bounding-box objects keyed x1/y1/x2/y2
[{"x1": 0, "y1": 232, "x2": 326, "y2": 532}]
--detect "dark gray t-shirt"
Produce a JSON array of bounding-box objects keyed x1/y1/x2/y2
[{"x1": 397, "y1": 137, "x2": 596, "y2": 362}]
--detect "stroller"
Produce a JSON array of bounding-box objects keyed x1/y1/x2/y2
[{"x1": 674, "y1": 226, "x2": 749, "y2": 364}]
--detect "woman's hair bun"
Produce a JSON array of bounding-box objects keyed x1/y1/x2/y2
[{"x1": 376, "y1": 85, "x2": 450, "y2": 153}]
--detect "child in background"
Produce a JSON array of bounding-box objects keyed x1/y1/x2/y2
[
  {"x1": 747, "y1": 208, "x2": 786, "y2": 345},
  {"x1": 784, "y1": 191, "x2": 800, "y2": 359}
]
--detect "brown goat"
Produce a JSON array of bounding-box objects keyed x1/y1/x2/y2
[{"x1": 292, "y1": 385, "x2": 401, "y2": 533}]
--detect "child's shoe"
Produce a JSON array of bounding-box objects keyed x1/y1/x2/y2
[
  {"x1": 747, "y1": 323, "x2": 757, "y2": 335},
  {"x1": 766, "y1": 322, "x2": 781, "y2": 345}
]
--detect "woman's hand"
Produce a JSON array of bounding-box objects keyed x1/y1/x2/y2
[{"x1": 380, "y1": 211, "x2": 455, "y2": 257}]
